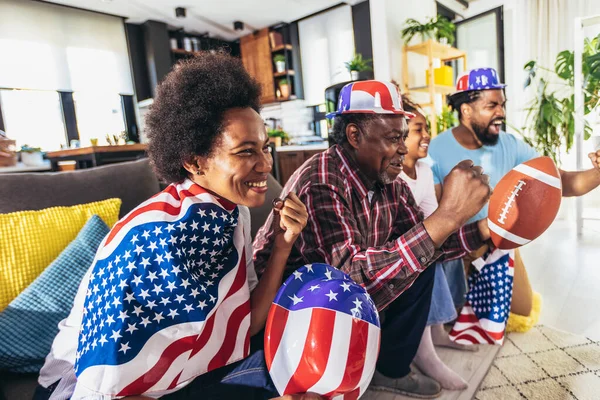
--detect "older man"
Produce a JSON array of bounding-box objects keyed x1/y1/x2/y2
[
  {"x1": 254, "y1": 81, "x2": 492, "y2": 398},
  {"x1": 428, "y1": 67, "x2": 600, "y2": 321}
]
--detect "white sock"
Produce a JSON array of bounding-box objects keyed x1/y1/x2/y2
[{"x1": 413, "y1": 326, "x2": 468, "y2": 390}]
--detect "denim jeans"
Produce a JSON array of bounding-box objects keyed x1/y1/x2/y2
[
  {"x1": 426, "y1": 262, "x2": 458, "y2": 325},
  {"x1": 442, "y1": 258, "x2": 468, "y2": 309}
]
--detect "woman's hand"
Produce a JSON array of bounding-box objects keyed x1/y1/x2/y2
[{"x1": 272, "y1": 192, "x2": 308, "y2": 248}]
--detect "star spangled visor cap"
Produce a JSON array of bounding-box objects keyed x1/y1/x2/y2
[
  {"x1": 326, "y1": 80, "x2": 416, "y2": 119},
  {"x1": 264, "y1": 263, "x2": 381, "y2": 397},
  {"x1": 452, "y1": 67, "x2": 506, "y2": 95}
]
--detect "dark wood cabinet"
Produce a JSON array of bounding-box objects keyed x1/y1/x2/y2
[
  {"x1": 278, "y1": 151, "x2": 304, "y2": 185},
  {"x1": 239, "y1": 24, "x2": 303, "y2": 104},
  {"x1": 240, "y1": 28, "x2": 276, "y2": 104},
  {"x1": 277, "y1": 149, "x2": 326, "y2": 186}
]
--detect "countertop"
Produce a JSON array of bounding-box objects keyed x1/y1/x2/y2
[
  {"x1": 0, "y1": 161, "x2": 51, "y2": 173},
  {"x1": 276, "y1": 143, "x2": 329, "y2": 152}
]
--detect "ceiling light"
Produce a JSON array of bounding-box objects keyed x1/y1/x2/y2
[
  {"x1": 175, "y1": 7, "x2": 186, "y2": 18},
  {"x1": 233, "y1": 21, "x2": 244, "y2": 31}
]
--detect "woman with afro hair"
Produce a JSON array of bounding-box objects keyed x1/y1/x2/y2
[{"x1": 36, "y1": 51, "x2": 316, "y2": 400}]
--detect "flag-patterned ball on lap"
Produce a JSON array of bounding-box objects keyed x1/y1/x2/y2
[
  {"x1": 265, "y1": 263, "x2": 380, "y2": 399},
  {"x1": 488, "y1": 156, "x2": 562, "y2": 249}
]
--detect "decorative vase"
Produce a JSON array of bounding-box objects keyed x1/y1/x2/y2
[
  {"x1": 269, "y1": 137, "x2": 282, "y2": 147},
  {"x1": 279, "y1": 83, "x2": 290, "y2": 99},
  {"x1": 350, "y1": 70, "x2": 359, "y2": 81},
  {"x1": 275, "y1": 61, "x2": 286, "y2": 73},
  {"x1": 21, "y1": 151, "x2": 44, "y2": 166}
]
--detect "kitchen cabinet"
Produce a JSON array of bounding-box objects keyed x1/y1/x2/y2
[
  {"x1": 240, "y1": 24, "x2": 303, "y2": 105},
  {"x1": 240, "y1": 28, "x2": 276, "y2": 104},
  {"x1": 277, "y1": 148, "x2": 325, "y2": 186}
]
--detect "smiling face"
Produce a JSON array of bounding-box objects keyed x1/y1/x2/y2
[
  {"x1": 349, "y1": 115, "x2": 409, "y2": 185},
  {"x1": 464, "y1": 89, "x2": 506, "y2": 146},
  {"x1": 387, "y1": 112, "x2": 430, "y2": 178},
  {"x1": 189, "y1": 107, "x2": 273, "y2": 208}
]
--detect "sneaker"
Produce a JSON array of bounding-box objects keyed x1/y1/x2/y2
[{"x1": 370, "y1": 369, "x2": 442, "y2": 399}]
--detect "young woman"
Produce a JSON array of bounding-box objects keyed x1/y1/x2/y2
[
  {"x1": 387, "y1": 96, "x2": 475, "y2": 391},
  {"x1": 36, "y1": 52, "x2": 312, "y2": 400}
]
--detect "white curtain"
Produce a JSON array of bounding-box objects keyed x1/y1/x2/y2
[
  {"x1": 298, "y1": 5, "x2": 355, "y2": 106},
  {"x1": 507, "y1": 0, "x2": 600, "y2": 131},
  {"x1": 0, "y1": 0, "x2": 134, "y2": 94}
]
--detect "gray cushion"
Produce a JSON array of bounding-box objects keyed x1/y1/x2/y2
[
  {"x1": 0, "y1": 159, "x2": 160, "y2": 218},
  {"x1": 249, "y1": 174, "x2": 282, "y2": 239}
]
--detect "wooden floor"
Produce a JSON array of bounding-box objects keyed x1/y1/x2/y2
[{"x1": 361, "y1": 344, "x2": 501, "y2": 400}]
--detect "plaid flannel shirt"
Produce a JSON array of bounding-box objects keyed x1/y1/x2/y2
[{"x1": 253, "y1": 145, "x2": 483, "y2": 311}]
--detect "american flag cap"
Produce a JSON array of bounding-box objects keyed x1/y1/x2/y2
[
  {"x1": 264, "y1": 263, "x2": 381, "y2": 399},
  {"x1": 326, "y1": 80, "x2": 415, "y2": 119},
  {"x1": 452, "y1": 67, "x2": 506, "y2": 96}
]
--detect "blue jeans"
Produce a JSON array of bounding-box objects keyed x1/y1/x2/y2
[
  {"x1": 426, "y1": 262, "x2": 457, "y2": 325},
  {"x1": 442, "y1": 258, "x2": 468, "y2": 309}
]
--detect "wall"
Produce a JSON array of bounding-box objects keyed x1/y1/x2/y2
[{"x1": 370, "y1": 0, "x2": 445, "y2": 109}]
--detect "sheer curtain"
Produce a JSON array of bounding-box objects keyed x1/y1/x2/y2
[
  {"x1": 509, "y1": 0, "x2": 600, "y2": 130},
  {"x1": 0, "y1": 0, "x2": 134, "y2": 94}
]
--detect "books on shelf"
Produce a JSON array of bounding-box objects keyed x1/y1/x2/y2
[{"x1": 269, "y1": 31, "x2": 283, "y2": 48}]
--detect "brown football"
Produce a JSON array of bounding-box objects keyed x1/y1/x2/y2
[{"x1": 488, "y1": 156, "x2": 562, "y2": 249}]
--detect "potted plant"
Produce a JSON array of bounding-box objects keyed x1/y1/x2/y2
[
  {"x1": 273, "y1": 54, "x2": 286, "y2": 73},
  {"x1": 20, "y1": 144, "x2": 44, "y2": 166},
  {"x1": 433, "y1": 16, "x2": 455, "y2": 45},
  {"x1": 401, "y1": 16, "x2": 455, "y2": 45},
  {"x1": 278, "y1": 78, "x2": 290, "y2": 99},
  {"x1": 344, "y1": 53, "x2": 373, "y2": 81},
  {"x1": 267, "y1": 128, "x2": 289, "y2": 147},
  {"x1": 516, "y1": 33, "x2": 600, "y2": 164}
]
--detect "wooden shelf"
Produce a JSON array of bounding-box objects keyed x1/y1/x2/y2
[
  {"x1": 408, "y1": 84, "x2": 455, "y2": 95},
  {"x1": 274, "y1": 70, "x2": 295, "y2": 77},
  {"x1": 404, "y1": 40, "x2": 466, "y2": 61},
  {"x1": 271, "y1": 44, "x2": 293, "y2": 52},
  {"x1": 171, "y1": 49, "x2": 201, "y2": 56}
]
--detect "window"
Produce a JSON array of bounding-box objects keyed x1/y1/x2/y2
[
  {"x1": 74, "y1": 92, "x2": 125, "y2": 146},
  {"x1": 299, "y1": 5, "x2": 356, "y2": 106},
  {"x1": 0, "y1": 89, "x2": 66, "y2": 151}
]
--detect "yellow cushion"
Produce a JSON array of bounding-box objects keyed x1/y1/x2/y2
[
  {"x1": 506, "y1": 291, "x2": 542, "y2": 333},
  {"x1": 0, "y1": 198, "x2": 121, "y2": 311}
]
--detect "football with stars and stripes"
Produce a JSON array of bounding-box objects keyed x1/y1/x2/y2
[
  {"x1": 488, "y1": 156, "x2": 562, "y2": 250},
  {"x1": 264, "y1": 263, "x2": 380, "y2": 399}
]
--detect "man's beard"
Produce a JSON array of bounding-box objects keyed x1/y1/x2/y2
[{"x1": 472, "y1": 120, "x2": 500, "y2": 146}]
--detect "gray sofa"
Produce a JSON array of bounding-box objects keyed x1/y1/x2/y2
[{"x1": 0, "y1": 159, "x2": 281, "y2": 400}]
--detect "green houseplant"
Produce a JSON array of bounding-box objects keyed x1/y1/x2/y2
[
  {"x1": 518, "y1": 33, "x2": 600, "y2": 164},
  {"x1": 401, "y1": 16, "x2": 455, "y2": 45},
  {"x1": 267, "y1": 128, "x2": 289, "y2": 147},
  {"x1": 273, "y1": 54, "x2": 286, "y2": 73},
  {"x1": 19, "y1": 144, "x2": 44, "y2": 166},
  {"x1": 345, "y1": 53, "x2": 373, "y2": 80},
  {"x1": 425, "y1": 105, "x2": 458, "y2": 135}
]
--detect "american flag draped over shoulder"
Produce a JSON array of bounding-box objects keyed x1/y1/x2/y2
[
  {"x1": 449, "y1": 249, "x2": 514, "y2": 345},
  {"x1": 73, "y1": 179, "x2": 251, "y2": 398}
]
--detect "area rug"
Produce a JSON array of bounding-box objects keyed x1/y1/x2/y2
[{"x1": 476, "y1": 325, "x2": 600, "y2": 400}]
